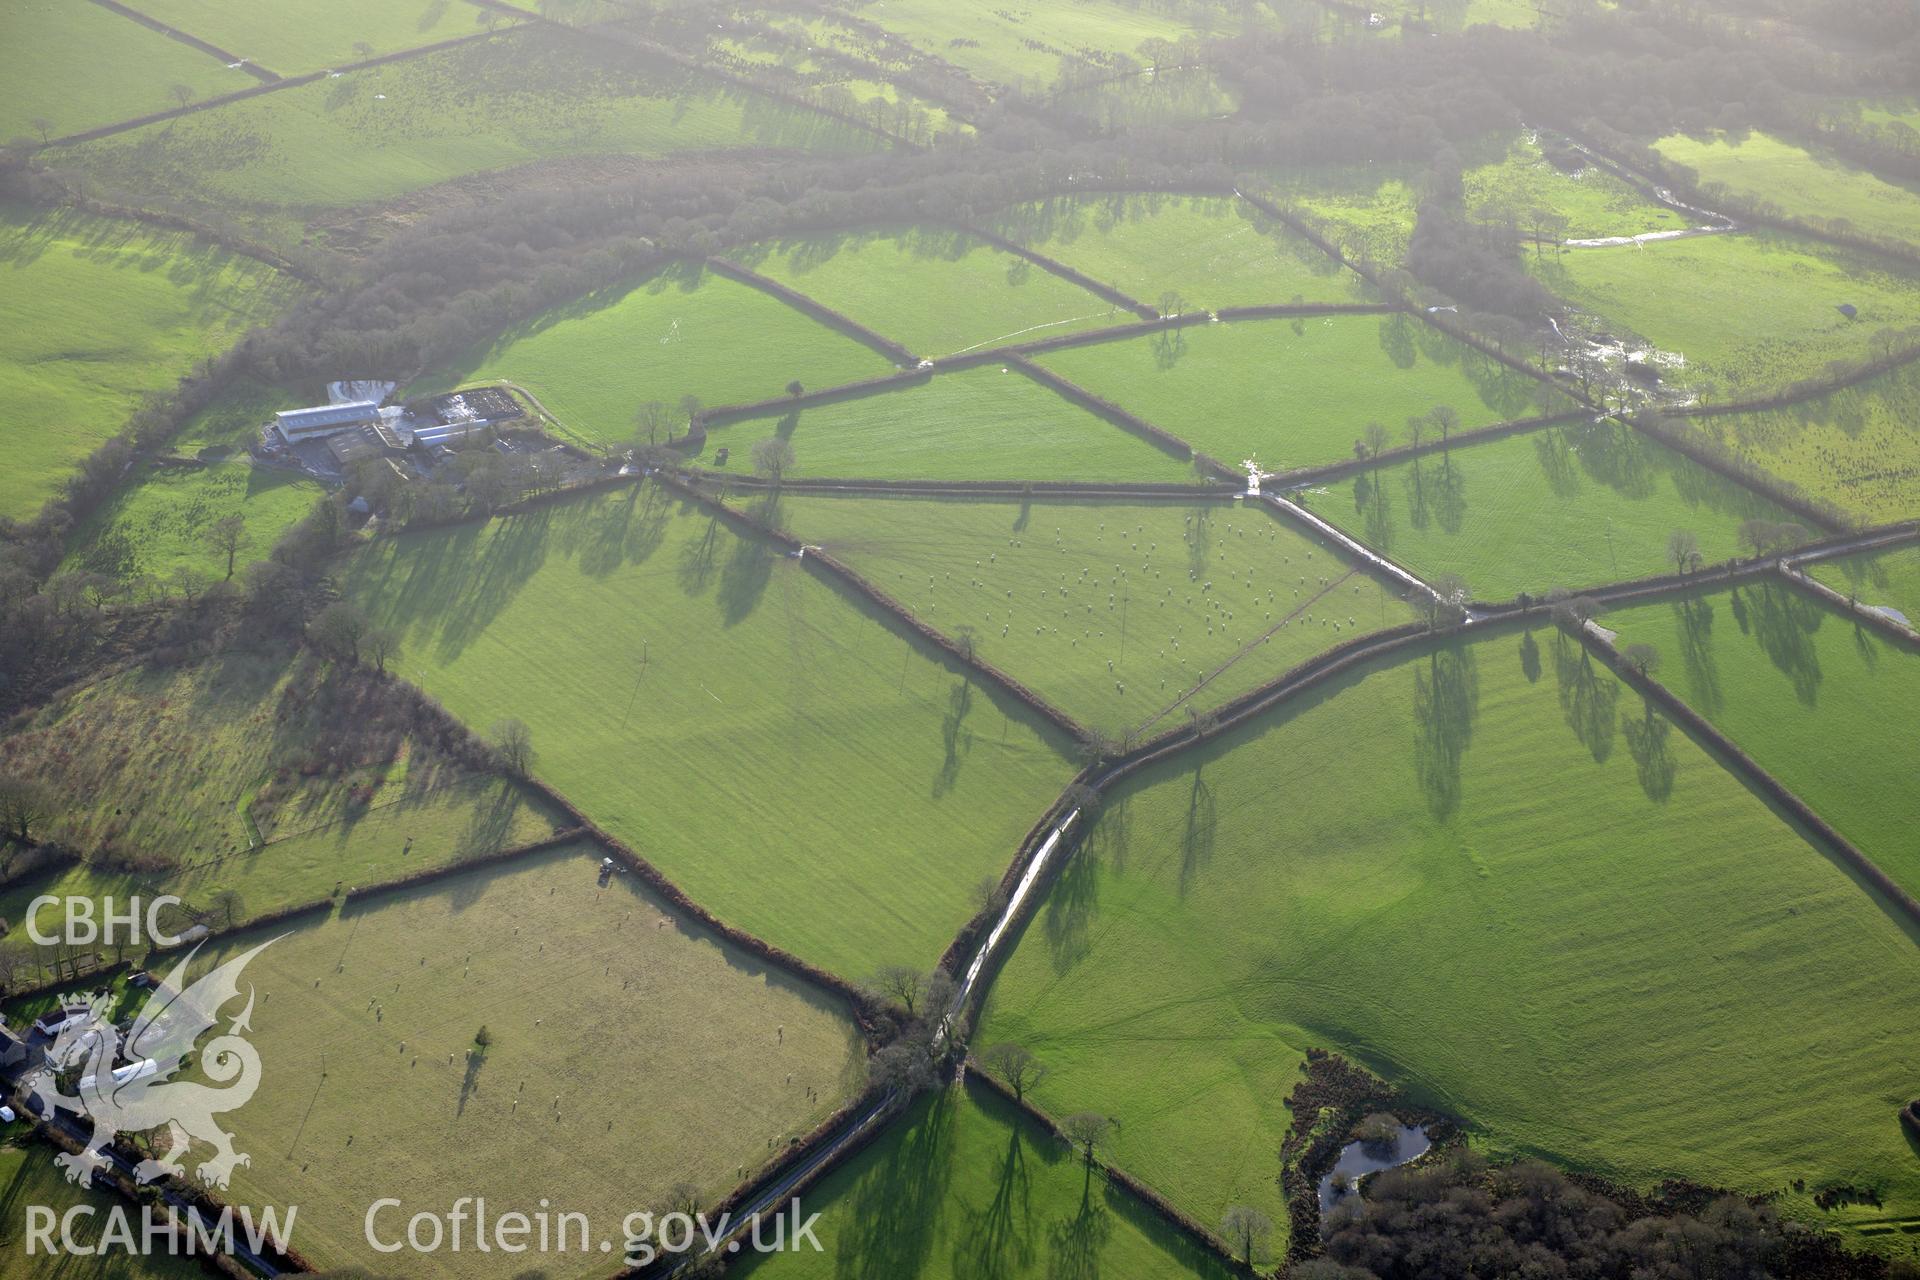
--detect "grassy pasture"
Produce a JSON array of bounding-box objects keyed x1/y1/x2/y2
[
  {"x1": 1, "y1": 0, "x2": 248, "y2": 142},
  {"x1": 1534, "y1": 230, "x2": 1920, "y2": 397},
  {"x1": 60, "y1": 29, "x2": 879, "y2": 215},
  {"x1": 131, "y1": 0, "x2": 504, "y2": 75},
  {"x1": 62, "y1": 460, "x2": 321, "y2": 583},
  {"x1": 1265, "y1": 166, "x2": 1422, "y2": 267},
  {"x1": 1810, "y1": 542, "x2": 1920, "y2": 626},
  {"x1": 0, "y1": 646, "x2": 559, "y2": 946},
  {"x1": 1296, "y1": 421, "x2": 1798, "y2": 600},
  {"x1": 849, "y1": 0, "x2": 1205, "y2": 88},
  {"x1": 195, "y1": 844, "x2": 866, "y2": 1280},
  {"x1": 985, "y1": 193, "x2": 1371, "y2": 310},
  {"x1": 735, "y1": 1083, "x2": 1234, "y2": 1280},
  {"x1": 1656, "y1": 129, "x2": 1920, "y2": 250},
  {"x1": 978, "y1": 626, "x2": 1920, "y2": 1246},
  {"x1": 412, "y1": 264, "x2": 894, "y2": 443},
  {"x1": 691, "y1": 365, "x2": 1195, "y2": 483},
  {"x1": 0, "y1": 1142, "x2": 208, "y2": 1280},
  {"x1": 1034, "y1": 315, "x2": 1564, "y2": 471},
  {"x1": 0, "y1": 205, "x2": 300, "y2": 520},
  {"x1": 342, "y1": 484, "x2": 1078, "y2": 979},
  {"x1": 731, "y1": 228, "x2": 1131, "y2": 358},
  {"x1": 767, "y1": 494, "x2": 1416, "y2": 737},
  {"x1": 1686, "y1": 360, "x2": 1920, "y2": 524},
  {"x1": 1465, "y1": 135, "x2": 1679, "y2": 241},
  {"x1": 169, "y1": 377, "x2": 302, "y2": 451},
  {"x1": 1608, "y1": 586, "x2": 1920, "y2": 898}
]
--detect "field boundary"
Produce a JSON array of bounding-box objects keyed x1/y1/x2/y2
[
  {"x1": 1006, "y1": 354, "x2": 1198, "y2": 459},
  {"x1": 87, "y1": 0, "x2": 280, "y2": 81},
  {"x1": 660, "y1": 471, "x2": 1094, "y2": 742},
  {"x1": 958, "y1": 223, "x2": 1160, "y2": 319},
  {"x1": 1623, "y1": 413, "x2": 1851, "y2": 535},
  {"x1": 961, "y1": 1066, "x2": 1254, "y2": 1274},
  {"x1": 1575, "y1": 624, "x2": 1920, "y2": 936},
  {"x1": 703, "y1": 255, "x2": 919, "y2": 366},
  {"x1": 679, "y1": 475, "x2": 1231, "y2": 499},
  {"x1": 38, "y1": 28, "x2": 520, "y2": 149}
]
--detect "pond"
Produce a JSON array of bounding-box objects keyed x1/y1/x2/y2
[{"x1": 1317, "y1": 1123, "x2": 1431, "y2": 1221}]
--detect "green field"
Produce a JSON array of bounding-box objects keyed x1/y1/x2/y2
[
  {"x1": 768, "y1": 494, "x2": 1416, "y2": 736},
  {"x1": 692, "y1": 365, "x2": 1195, "y2": 483},
  {"x1": 1297, "y1": 421, "x2": 1797, "y2": 599},
  {"x1": 1265, "y1": 166, "x2": 1422, "y2": 268},
  {"x1": 343, "y1": 485, "x2": 1078, "y2": 979},
  {"x1": 1608, "y1": 586, "x2": 1920, "y2": 898},
  {"x1": 62, "y1": 460, "x2": 320, "y2": 584},
  {"x1": 849, "y1": 0, "x2": 1207, "y2": 88},
  {"x1": 60, "y1": 29, "x2": 879, "y2": 214},
  {"x1": 1465, "y1": 135, "x2": 1679, "y2": 241},
  {"x1": 1535, "y1": 230, "x2": 1920, "y2": 397},
  {"x1": 412, "y1": 264, "x2": 895, "y2": 443},
  {"x1": 0, "y1": 1142, "x2": 208, "y2": 1280},
  {"x1": 737, "y1": 1083, "x2": 1234, "y2": 1280},
  {"x1": 194, "y1": 844, "x2": 866, "y2": 1280},
  {"x1": 1656, "y1": 129, "x2": 1920, "y2": 250},
  {"x1": 1, "y1": 0, "x2": 248, "y2": 142},
  {"x1": 731, "y1": 228, "x2": 1132, "y2": 358},
  {"x1": 978, "y1": 626, "x2": 1920, "y2": 1246},
  {"x1": 0, "y1": 646, "x2": 559, "y2": 954},
  {"x1": 1810, "y1": 542, "x2": 1920, "y2": 626},
  {"x1": 986, "y1": 193, "x2": 1370, "y2": 310},
  {"x1": 0, "y1": 205, "x2": 301, "y2": 520},
  {"x1": 1035, "y1": 315, "x2": 1564, "y2": 471},
  {"x1": 133, "y1": 0, "x2": 505, "y2": 76},
  {"x1": 1685, "y1": 360, "x2": 1920, "y2": 524}
]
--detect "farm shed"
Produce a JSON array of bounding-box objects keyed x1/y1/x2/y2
[{"x1": 274, "y1": 401, "x2": 381, "y2": 446}]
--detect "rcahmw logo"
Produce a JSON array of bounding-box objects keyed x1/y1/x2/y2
[{"x1": 29, "y1": 938, "x2": 283, "y2": 1191}]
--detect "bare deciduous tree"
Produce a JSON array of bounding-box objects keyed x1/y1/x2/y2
[
  {"x1": 1221, "y1": 1204, "x2": 1274, "y2": 1267},
  {"x1": 491, "y1": 719, "x2": 534, "y2": 777},
  {"x1": 206, "y1": 514, "x2": 248, "y2": 581},
  {"x1": 872, "y1": 964, "x2": 926, "y2": 1015},
  {"x1": 751, "y1": 437, "x2": 795, "y2": 488},
  {"x1": 980, "y1": 1042, "x2": 1046, "y2": 1102},
  {"x1": 1621, "y1": 642, "x2": 1661, "y2": 677},
  {"x1": 1666, "y1": 528, "x2": 1701, "y2": 576},
  {"x1": 0, "y1": 775, "x2": 55, "y2": 844},
  {"x1": 1061, "y1": 1112, "x2": 1110, "y2": 1166}
]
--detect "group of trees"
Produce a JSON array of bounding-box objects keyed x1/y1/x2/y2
[{"x1": 1301, "y1": 1152, "x2": 1900, "y2": 1279}]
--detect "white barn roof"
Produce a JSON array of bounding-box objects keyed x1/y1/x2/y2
[{"x1": 275, "y1": 401, "x2": 381, "y2": 437}]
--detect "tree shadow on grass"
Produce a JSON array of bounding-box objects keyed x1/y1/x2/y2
[
  {"x1": 1378, "y1": 314, "x2": 1417, "y2": 369},
  {"x1": 1177, "y1": 765, "x2": 1216, "y2": 898},
  {"x1": 677, "y1": 511, "x2": 724, "y2": 597},
  {"x1": 1531, "y1": 424, "x2": 1581, "y2": 499},
  {"x1": 1412, "y1": 642, "x2": 1479, "y2": 819},
  {"x1": 457, "y1": 1044, "x2": 486, "y2": 1117},
  {"x1": 935, "y1": 676, "x2": 975, "y2": 799},
  {"x1": 951, "y1": 1121, "x2": 1035, "y2": 1280},
  {"x1": 1046, "y1": 1175, "x2": 1114, "y2": 1280},
  {"x1": 1746, "y1": 579, "x2": 1824, "y2": 706},
  {"x1": 1045, "y1": 828, "x2": 1102, "y2": 977},
  {"x1": 1552, "y1": 632, "x2": 1618, "y2": 763},
  {"x1": 1518, "y1": 628, "x2": 1542, "y2": 682},
  {"x1": 833, "y1": 1091, "x2": 956, "y2": 1280},
  {"x1": 1673, "y1": 594, "x2": 1722, "y2": 714},
  {"x1": 1621, "y1": 699, "x2": 1676, "y2": 802}
]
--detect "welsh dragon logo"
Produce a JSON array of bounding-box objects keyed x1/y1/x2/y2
[{"x1": 31, "y1": 939, "x2": 279, "y2": 1190}]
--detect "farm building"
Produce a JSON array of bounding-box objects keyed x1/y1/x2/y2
[
  {"x1": 327, "y1": 420, "x2": 410, "y2": 466},
  {"x1": 273, "y1": 401, "x2": 381, "y2": 446}
]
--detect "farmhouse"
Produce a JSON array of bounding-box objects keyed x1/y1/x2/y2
[{"x1": 272, "y1": 401, "x2": 382, "y2": 447}]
